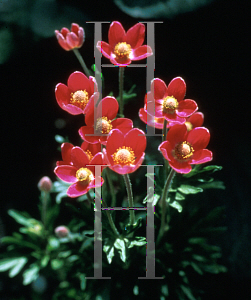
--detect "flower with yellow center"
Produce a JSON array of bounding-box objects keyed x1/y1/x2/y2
[
  {"x1": 84, "y1": 150, "x2": 93, "y2": 161},
  {"x1": 174, "y1": 141, "x2": 194, "y2": 160},
  {"x1": 114, "y1": 42, "x2": 132, "y2": 60},
  {"x1": 76, "y1": 168, "x2": 94, "y2": 184},
  {"x1": 112, "y1": 146, "x2": 135, "y2": 166},
  {"x1": 162, "y1": 96, "x2": 179, "y2": 114},
  {"x1": 95, "y1": 117, "x2": 113, "y2": 134},
  {"x1": 70, "y1": 89, "x2": 89, "y2": 110}
]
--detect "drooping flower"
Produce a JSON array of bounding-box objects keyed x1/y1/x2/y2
[
  {"x1": 185, "y1": 112, "x2": 204, "y2": 131},
  {"x1": 55, "y1": 23, "x2": 84, "y2": 51},
  {"x1": 55, "y1": 71, "x2": 98, "y2": 115},
  {"x1": 96, "y1": 21, "x2": 153, "y2": 66},
  {"x1": 148, "y1": 77, "x2": 198, "y2": 124},
  {"x1": 38, "y1": 176, "x2": 52, "y2": 192},
  {"x1": 159, "y1": 124, "x2": 212, "y2": 174},
  {"x1": 54, "y1": 147, "x2": 105, "y2": 198},
  {"x1": 79, "y1": 96, "x2": 133, "y2": 145},
  {"x1": 103, "y1": 128, "x2": 146, "y2": 174}
]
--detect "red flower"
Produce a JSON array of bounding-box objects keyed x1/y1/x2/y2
[
  {"x1": 148, "y1": 77, "x2": 198, "y2": 124},
  {"x1": 55, "y1": 71, "x2": 98, "y2": 115},
  {"x1": 54, "y1": 147, "x2": 105, "y2": 198},
  {"x1": 79, "y1": 96, "x2": 133, "y2": 145},
  {"x1": 159, "y1": 124, "x2": 212, "y2": 174},
  {"x1": 56, "y1": 142, "x2": 101, "y2": 166},
  {"x1": 103, "y1": 128, "x2": 146, "y2": 174},
  {"x1": 96, "y1": 21, "x2": 153, "y2": 66},
  {"x1": 55, "y1": 23, "x2": 84, "y2": 51},
  {"x1": 185, "y1": 112, "x2": 204, "y2": 131}
]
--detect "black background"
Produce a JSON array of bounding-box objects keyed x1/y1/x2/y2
[{"x1": 1, "y1": 0, "x2": 250, "y2": 298}]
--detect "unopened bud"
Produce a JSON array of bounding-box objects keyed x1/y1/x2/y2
[
  {"x1": 38, "y1": 176, "x2": 52, "y2": 192},
  {"x1": 55, "y1": 226, "x2": 69, "y2": 238}
]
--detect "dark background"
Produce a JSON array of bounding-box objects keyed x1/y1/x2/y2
[{"x1": 1, "y1": 0, "x2": 250, "y2": 298}]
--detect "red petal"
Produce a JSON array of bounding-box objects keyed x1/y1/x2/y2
[
  {"x1": 66, "y1": 32, "x2": 79, "y2": 48},
  {"x1": 67, "y1": 71, "x2": 89, "y2": 92},
  {"x1": 71, "y1": 147, "x2": 89, "y2": 168},
  {"x1": 67, "y1": 182, "x2": 89, "y2": 198},
  {"x1": 106, "y1": 129, "x2": 124, "y2": 156},
  {"x1": 79, "y1": 126, "x2": 100, "y2": 144},
  {"x1": 97, "y1": 41, "x2": 112, "y2": 59},
  {"x1": 77, "y1": 26, "x2": 85, "y2": 47},
  {"x1": 188, "y1": 112, "x2": 204, "y2": 127},
  {"x1": 190, "y1": 149, "x2": 213, "y2": 164},
  {"x1": 55, "y1": 83, "x2": 70, "y2": 106},
  {"x1": 131, "y1": 45, "x2": 153, "y2": 61},
  {"x1": 62, "y1": 104, "x2": 84, "y2": 115},
  {"x1": 124, "y1": 128, "x2": 146, "y2": 156},
  {"x1": 177, "y1": 99, "x2": 198, "y2": 118},
  {"x1": 151, "y1": 78, "x2": 168, "y2": 100},
  {"x1": 166, "y1": 124, "x2": 187, "y2": 147},
  {"x1": 55, "y1": 32, "x2": 71, "y2": 50},
  {"x1": 88, "y1": 76, "x2": 98, "y2": 94},
  {"x1": 126, "y1": 23, "x2": 145, "y2": 48},
  {"x1": 108, "y1": 21, "x2": 126, "y2": 48},
  {"x1": 164, "y1": 112, "x2": 186, "y2": 124},
  {"x1": 111, "y1": 118, "x2": 133, "y2": 132},
  {"x1": 54, "y1": 165, "x2": 77, "y2": 183},
  {"x1": 98, "y1": 96, "x2": 118, "y2": 119},
  {"x1": 166, "y1": 77, "x2": 186, "y2": 102},
  {"x1": 187, "y1": 127, "x2": 210, "y2": 151},
  {"x1": 110, "y1": 56, "x2": 131, "y2": 66},
  {"x1": 169, "y1": 160, "x2": 191, "y2": 174},
  {"x1": 158, "y1": 141, "x2": 173, "y2": 161},
  {"x1": 61, "y1": 143, "x2": 74, "y2": 164}
]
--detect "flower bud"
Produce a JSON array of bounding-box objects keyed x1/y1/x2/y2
[
  {"x1": 54, "y1": 226, "x2": 69, "y2": 238},
  {"x1": 38, "y1": 176, "x2": 52, "y2": 192}
]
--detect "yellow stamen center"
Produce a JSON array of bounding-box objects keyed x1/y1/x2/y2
[
  {"x1": 70, "y1": 90, "x2": 89, "y2": 110},
  {"x1": 95, "y1": 117, "x2": 113, "y2": 134},
  {"x1": 84, "y1": 150, "x2": 93, "y2": 161},
  {"x1": 114, "y1": 42, "x2": 132, "y2": 60},
  {"x1": 162, "y1": 96, "x2": 179, "y2": 114},
  {"x1": 174, "y1": 141, "x2": 194, "y2": 160},
  {"x1": 112, "y1": 146, "x2": 135, "y2": 165},
  {"x1": 76, "y1": 168, "x2": 94, "y2": 184},
  {"x1": 185, "y1": 121, "x2": 193, "y2": 132}
]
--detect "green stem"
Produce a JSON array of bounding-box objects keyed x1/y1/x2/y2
[
  {"x1": 102, "y1": 198, "x2": 120, "y2": 237},
  {"x1": 119, "y1": 67, "x2": 125, "y2": 117},
  {"x1": 73, "y1": 49, "x2": 91, "y2": 77},
  {"x1": 162, "y1": 119, "x2": 168, "y2": 143},
  {"x1": 105, "y1": 168, "x2": 117, "y2": 208},
  {"x1": 156, "y1": 168, "x2": 176, "y2": 245},
  {"x1": 123, "y1": 174, "x2": 135, "y2": 226}
]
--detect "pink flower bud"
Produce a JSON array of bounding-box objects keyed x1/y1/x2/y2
[
  {"x1": 54, "y1": 226, "x2": 70, "y2": 238},
  {"x1": 38, "y1": 176, "x2": 52, "y2": 192}
]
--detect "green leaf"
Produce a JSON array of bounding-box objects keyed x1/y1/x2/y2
[
  {"x1": 180, "y1": 285, "x2": 196, "y2": 300},
  {"x1": 169, "y1": 201, "x2": 183, "y2": 213},
  {"x1": 198, "y1": 181, "x2": 225, "y2": 190},
  {"x1": 190, "y1": 262, "x2": 203, "y2": 275},
  {"x1": 202, "y1": 165, "x2": 223, "y2": 173},
  {"x1": 127, "y1": 237, "x2": 146, "y2": 248},
  {"x1": 8, "y1": 210, "x2": 32, "y2": 227},
  {"x1": 23, "y1": 264, "x2": 40, "y2": 285},
  {"x1": 55, "y1": 135, "x2": 65, "y2": 143},
  {"x1": 9, "y1": 257, "x2": 28, "y2": 278},
  {"x1": 47, "y1": 237, "x2": 60, "y2": 250},
  {"x1": 175, "y1": 192, "x2": 185, "y2": 201},
  {"x1": 178, "y1": 185, "x2": 203, "y2": 194},
  {"x1": 78, "y1": 273, "x2": 86, "y2": 291},
  {"x1": 1, "y1": 236, "x2": 40, "y2": 250},
  {"x1": 51, "y1": 259, "x2": 64, "y2": 270},
  {"x1": 103, "y1": 245, "x2": 114, "y2": 264},
  {"x1": 41, "y1": 255, "x2": 50, "y2": 268},
  {"x1": 114, "y1": 238, "x2": 126, "y2": 262}
]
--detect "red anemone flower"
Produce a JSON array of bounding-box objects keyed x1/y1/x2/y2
[
  {"x1": 148, "y1": 77, "x2": 198, "y2": 124},
  {"x1": 79, "y1": 96, "x2": 133, "y2": 145},
  {"x1": 96, "y1": 21, "x2": 153, "y2": 66},
  {"x1": 159, "y1": 124, "x2": 212, "y2": 174},
  {"x1": 56, "y1": 142, "x2": 102, "y2": 166},
  {"x1": 55, "y1": 23, "x2": 84, "y2": 51},
  {"x1": 185, "y1": 112, "x2": 204, "y2": 131},
  {"x1": 55, "y1": 71, "x2": 98, "y2": 115},
  {"x1": 54, "y1": 147, "x2": 105, "y2": 198},
  {"x1": 103, "y1": 128, "x2": 146, "y2": 174}
]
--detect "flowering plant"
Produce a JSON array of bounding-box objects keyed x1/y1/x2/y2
[{"x1": 0, "y1": 21, "x2": 226, "y2": 300}]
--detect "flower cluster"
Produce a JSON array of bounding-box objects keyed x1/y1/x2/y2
[{"x1": 54, "y1": 21, "x2": 212, "y2": 199}]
